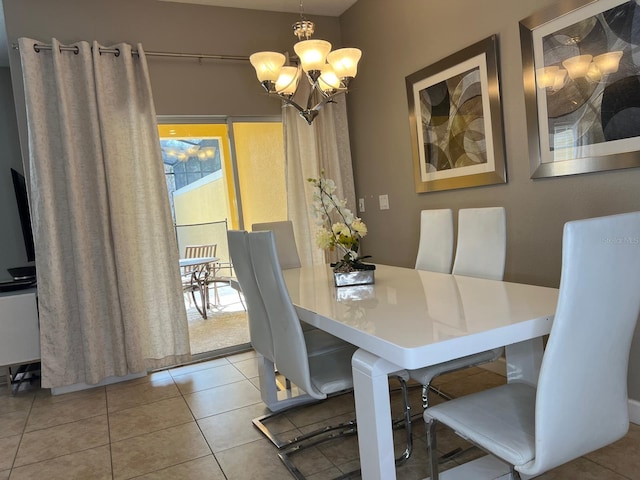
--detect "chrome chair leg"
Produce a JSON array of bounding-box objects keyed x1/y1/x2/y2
[
  {"x1": 426, "y1": 418, "x2": 440, "y2": 480},
  {"x1": 395, "y1": 375, "x2": 413, "y2": 464},
  {"x1": 276, "y1": 375, "x2": 414, "y2": 479}
]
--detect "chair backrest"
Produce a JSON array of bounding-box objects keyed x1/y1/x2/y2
[
  {"x1": 415, "y1": 209, "x2": 454, "y2": 273},
  {"x1": 227, "y1": 230, "x2": 275, "y2": 362},
  {"x1": 184, "y1": 244, "x2": 217, "y2": 259},
  {"x1": 248, "y1": 230, "x2": 324, "y2": 399},
  {"x1": 252, "y1": 220, "x2": 301, "y2": 269},
  {"x1": 183, "y1": 244, "x2": 217, "y2": 274},
  {"x1": 452, "y1": 207, "x2": 506, "y2": 281},
  {"x1": 525, "y1": 211, "x2": 640, "y2": 476}
]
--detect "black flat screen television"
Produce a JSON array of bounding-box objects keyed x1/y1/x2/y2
[{"x1": 10, "y1": 168, "x2": 36, "y2": 263}]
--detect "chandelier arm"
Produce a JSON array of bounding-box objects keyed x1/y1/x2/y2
[
  {"x1": 274, "y1": 94, "x2": 306, "y2": 114},
  {"x1": 309, "y1": 91, "x2": 341, "y2": 112}
]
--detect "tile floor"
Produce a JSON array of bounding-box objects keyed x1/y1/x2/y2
[{"x1": 1, "y1": 352, "x2": 639, "y2": 479}]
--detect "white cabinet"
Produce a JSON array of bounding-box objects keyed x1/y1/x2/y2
[{"x1": 0, "y1": 288, "x2": 40, "y2": 366}]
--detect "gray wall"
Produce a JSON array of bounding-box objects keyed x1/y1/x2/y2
[
  {"x1": 0, "y1": 66, "x2": 28, "y2": 281},
  {"x1": 4, "y1": 0, "x2": 342, "y2": 118},
  {"x1": 339, "y1": 0, "x2": 640, "y2": 400},
  {"x1": 3, "y1": 0, "x2": 640, "y2": 400}
]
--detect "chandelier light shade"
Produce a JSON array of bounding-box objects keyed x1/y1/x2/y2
[
  {"x1": 562, "y1": 54, "x2": 593, "y2": 79},
  {"x1": 249, "y1": 52, "x2": 286, "y2": 82},
  {"x1": 593, "y1": 51, "x2": 623, "y2": 75},
  {"x1": 249, "y1": 14, "x2": 362, "y2": 125}
]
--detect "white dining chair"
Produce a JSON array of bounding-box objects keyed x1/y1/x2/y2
[
  {"x1": 414, "y1": 208, "x2": 454, "y2": 273},
  {"x1": 247, "y1": 230, "x2": 415, "y2": 474},
  {"x1": 410, "y1": 206, "x2": 506, "y2": 409},
  {"x1": 228, "y1": 230, "x2": 369, "y2": 449},
  {"x1": 425, "y1": 211, "x2": 640, "y2": 480},
  {"x1": 452, "y1": 206, "x2": 506, "y2": 280},
  {"x1": 252, "y1": 220, "x2": 301, "y2": 269}
]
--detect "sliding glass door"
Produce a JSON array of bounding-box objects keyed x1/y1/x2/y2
[{"x1": 157, "y1": 116, "x2": 286, "y2": 358}]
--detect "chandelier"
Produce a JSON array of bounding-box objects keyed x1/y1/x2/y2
[{"x1": 249, "y1": 11, "x2": 362, "y2": 125}]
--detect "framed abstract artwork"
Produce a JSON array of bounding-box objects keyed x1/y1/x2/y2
[
  {"x1": 405, "y1": 35, "x2": 507, "y2": 193},
  {"x1": 520, "y1": 0, "x2": 640, "y2": 178}
]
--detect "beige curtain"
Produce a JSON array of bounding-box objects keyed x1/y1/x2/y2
[
  {"x1": 18, "y1": 38, "x2": 190, "y2": 389},
  {"x1": 284, "y1": 80, "x2": 357, "y2": 266}
]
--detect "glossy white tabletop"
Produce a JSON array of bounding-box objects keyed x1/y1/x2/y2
[
  {"x1": 283, "y1": 264, "x2": 559, "y2": 370},
  {"x1": 178, "y1": 256, "x2": 219, "y2": 268}
]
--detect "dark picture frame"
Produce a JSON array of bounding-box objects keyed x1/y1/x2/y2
[
  {"x1": 405, "y1": 35, "x2": 507, "y2": 193},
  {"x1": 520, "y1": 0, "x2": 640, "y2": 178}
]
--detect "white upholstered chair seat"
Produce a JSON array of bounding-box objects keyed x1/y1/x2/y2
[
  {"x1": 308, "y1": 346, "x2": 358, "y2": 396},
  {"x1": 426, "y1": 382, "x2": 536, "y2": 466}
]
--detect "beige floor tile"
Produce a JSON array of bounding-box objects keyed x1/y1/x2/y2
[
  {"x1": 215, "y1": 437, "x2": 293, "y2": 479},
  {"x1": 0, "y1": 469, "x2": 8, "y2": 480},
  {"x1": 25, "y1": 388, "x2": 106, "y2": 432},
  {"x1": 0, "y1": 434, "x2": 21, "y2": 471},
  {"x1": 536, "y1": 456, "x2": 627, "y2": 479},
  {"x1": 230, "y1": 357, "x2": 260, "y2": 378},
  {"x1": 285, "y1": 393, "x2": 355, "y2": 428},
  {"x1": 13, "y1": 415, "x2": 109, "y2": 467},
  {"x1": 109, "y1": 396, "x2": 194, "y2": 442},
  {"x1": 431, "y1": 366, "x2": 487, "y2": 387},
  {"x1": 105, "y1": 370, "x2": 173, "y2": 391},
  {"x1": 248, "y1": 375, "x2": 261, "y2": 390},
  {"x1": 0, "y1": 390, "x2": 35, "y2": 416},
  {"x1": 306, "y1": 466, "x2": 344, "y2": 480},
  {"x1": 226, "y1": 350, "x2": 257, "y2": 363},
  {"x1": 584, "y1": 423, "x2": 640, "y2": 478},
  {"x1": 184, "y1": 380, "x2": 261, "y2": 419},
  {"x1": 133, "y1": 455, "x2": 225, "y2": 479},
  {"x1": 0, "y1": 409, "x2": 28, "y2": 439},
  {"x1": 172, "y1": 363, "x2": 246, "y2": 395},
  {"x1": 33, "y1": 385, "x2": 104, "y2": 405},
  {"x1": 305, "y1": 429, "x2": 359, "y2": 470},
  {"x1": 282, "y1": 444, "x2": 335, "y2": 478},
  {"x1": 8, "y1": 445, "x2": 112, "y2": 480},
  {"x1": 106, "y1": 374, "x2": 180, "y2": 412},
  {"x1": 111, "y1": 422, "x2": 211, "y2": 480},
  {"x1": 435, "y1": 370, "x2": 506, "y2": 399},
  {"x1": 168, "y1": 357, "x2": 230, "y2": 377},
  {"x1": 198, "y1": 402, "x2": 294, "y2": 452}
]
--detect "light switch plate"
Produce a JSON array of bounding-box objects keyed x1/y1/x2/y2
[
  {"x1": 379, "y1": 194, "x2": 389, "y2": 210},
  {"x1": 358, "y1": 198, "x2": 365, "y2": 212}
]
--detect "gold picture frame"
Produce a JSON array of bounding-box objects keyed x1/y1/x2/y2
[
  {"x1": 405, "y1": 35, "x2": 507, "y2": 193},
  {"x1": 520, "y1": 0, "x2": 640, "y2": 178}
]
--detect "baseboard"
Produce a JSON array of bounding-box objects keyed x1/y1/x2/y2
[
  {"x1": 628, "y1": 398, "x2": 640, "y2": 425},
  {"x1": 51, "y1": 371, "x2": 146, "y2": 395}
]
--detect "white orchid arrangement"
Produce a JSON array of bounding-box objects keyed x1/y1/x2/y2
[{"x1": 308, "y1": 172, "x2": 372, "y2": 272}]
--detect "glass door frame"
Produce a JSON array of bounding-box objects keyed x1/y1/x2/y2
[{"x1": 157, "y1": 115, "x2": 282, "y2": 231}]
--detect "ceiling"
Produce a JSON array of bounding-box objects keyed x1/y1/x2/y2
[
  {"x1": 0, "y1": 0, "x2": 356, "y2": 68},
  {"x1": 156, "y1": 0, "x2": 357, "y2": 17}
]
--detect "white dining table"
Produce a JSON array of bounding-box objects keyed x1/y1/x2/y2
[{"x1": 282, "y1": 264, "x2": 559, "y2": 480}]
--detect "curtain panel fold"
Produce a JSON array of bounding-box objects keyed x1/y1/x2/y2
[
  {"x1": 284, "y1": 80, "x2": 357, "y2": 267},
  {"x1": 18, "y1": 38, "x2": 190, "y2": 388}
]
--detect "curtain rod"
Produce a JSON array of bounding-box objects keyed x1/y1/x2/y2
[{"x1": 13, "y1": 42, "x2": 250, "y2": 62}]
